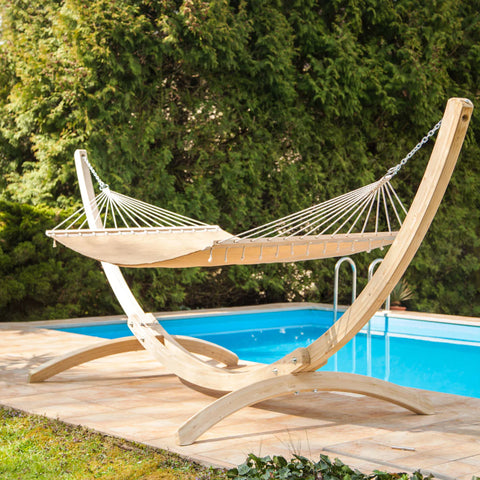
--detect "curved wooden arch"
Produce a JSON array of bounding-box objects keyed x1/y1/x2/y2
[{"x1": 300, "y1": 97, "x2": 473, "y2": 371}]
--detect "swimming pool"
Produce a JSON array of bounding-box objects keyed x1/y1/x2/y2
[{"x1": 54, "y1": 306, "x2": 480, "y2": 399}]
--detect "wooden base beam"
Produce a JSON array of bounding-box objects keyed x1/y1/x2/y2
[
  {"x1": 29, "y1": 334, "x2": 238, "y2": 383},
  {"x1": 176, "y1": 371, "x2": 434, "y2": 445}
]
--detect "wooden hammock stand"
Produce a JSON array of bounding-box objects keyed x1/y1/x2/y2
[{"x1": 30, "y1": 98, "x2": 473, "y2": 445}]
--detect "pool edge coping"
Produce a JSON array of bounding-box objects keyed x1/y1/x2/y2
[{"x1": 1, "y1": 301, "x2": 479, "y2": 330}]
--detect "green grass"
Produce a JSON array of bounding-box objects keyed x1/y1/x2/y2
[{"x1": 0, "y1": 407, "x2": 226, "y2": 479}]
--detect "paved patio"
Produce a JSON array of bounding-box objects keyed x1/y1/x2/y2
[{"x1": 1, "y1": 315, "x2": 480, "y2": 480}]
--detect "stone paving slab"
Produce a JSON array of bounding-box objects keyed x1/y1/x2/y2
[{"x1": 1, "y1": 322, "x2": 480, "y2": 479}]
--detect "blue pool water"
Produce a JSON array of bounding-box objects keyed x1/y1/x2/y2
[{"x1": 54, "y1": 308, "x2": 480, "y2": 399}]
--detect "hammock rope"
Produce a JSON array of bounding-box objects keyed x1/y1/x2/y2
[
  {"x1": 51, "y1": 185, "x2": 209, "y2": 232},
  {"x1": 233, "y1": 175, "x2": 409, "y2": 240}
]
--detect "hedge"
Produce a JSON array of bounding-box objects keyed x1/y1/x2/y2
[{"x1": 0, "y1": 0, "x2": 479, "y2": 320}]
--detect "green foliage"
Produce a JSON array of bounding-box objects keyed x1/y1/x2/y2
[
  {"x1": 227, "y1": 453, "x2": 434, "y2": 480},
  {"x1": 390, "y1": 279, "x2": 414, "y2": 307},
  {"x1": 0, "y1": 200, "x2": 120, "y2": 321},
  {"x1": 0, "y1": 0, "x2": 480, "y2": 318}
]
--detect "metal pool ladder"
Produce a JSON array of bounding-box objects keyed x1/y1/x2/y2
[
  {"x1": 333, "y1": 257, "x2": 357, "y2": 372},
  {"x1": 332, "y1": 257, "x2": 391, "y2": 377}
]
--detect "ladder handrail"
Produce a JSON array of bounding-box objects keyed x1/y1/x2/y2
[
  {"x1": 368, "y1": 258, "x2": 391, "y2": 310},
  {"x1": 332, "y1": 256, "x2": 357, "y2": 373},
  {"x1": 333, "y1": 256, "x2": 357, "y2": 322}
]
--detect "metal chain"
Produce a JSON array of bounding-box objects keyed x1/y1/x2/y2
[
  {"x1": 80, "y1": 151, "x2": 109, "y2": 190},
  {"x1": 386, "y1": 119, "x2": 442, "y2": 177}
]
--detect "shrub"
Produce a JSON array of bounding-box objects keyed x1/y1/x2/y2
[
  {"x1": 227, "y1": 453, "x2": 434, "y2": 480},
  {"x1": 0, "y1": 200, "x2": 120, "y2": 321}
]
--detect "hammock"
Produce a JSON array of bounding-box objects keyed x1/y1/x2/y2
[
  {"x1": 46, "y1": 123, "x2": 441, "y2": 267},
  {"x1": 32, "y1": 98, "x2": 473, "y2": 447}
]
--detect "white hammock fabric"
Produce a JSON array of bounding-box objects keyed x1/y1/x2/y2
[
  {"x1": 48, "y1": 123, "x2": 441, "y2": 267},
  {"x1": 48, "y1": 172, "x2": 404, "y2": 267}
]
